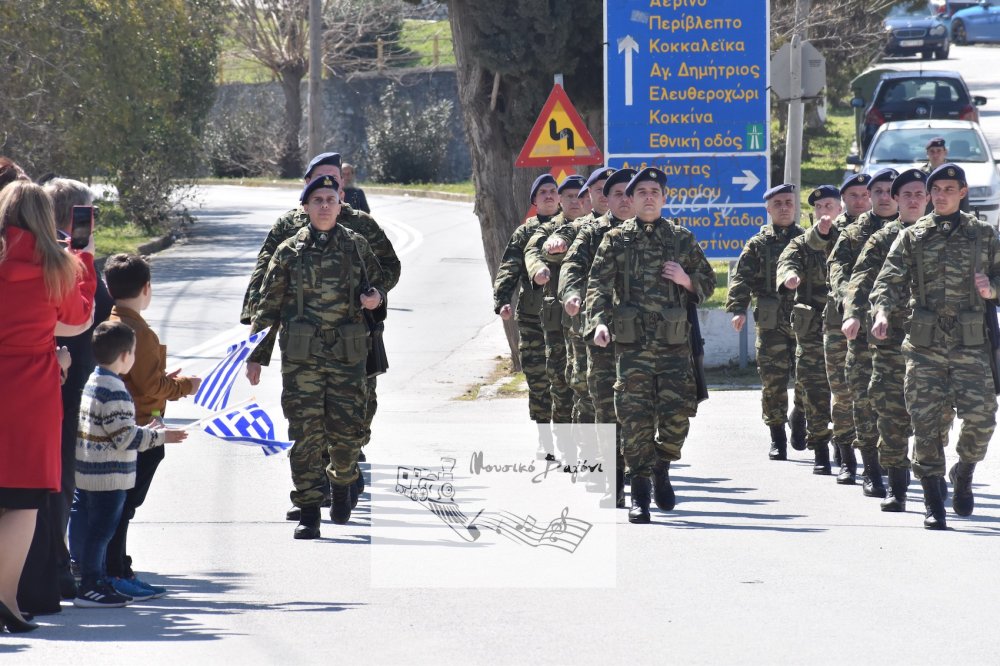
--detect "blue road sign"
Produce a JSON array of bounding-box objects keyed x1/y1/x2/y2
[{"x1": 604, "y1": 0, "x2": 771, "y2": 259}]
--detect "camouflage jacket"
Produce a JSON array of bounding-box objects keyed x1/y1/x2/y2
[
  {"x1": 843, "y1": 219, "x2": 911, "y2": 333},
  {"x1": 828, "y1": 211, "x2": 898, "y2": 308},
  {"x1": 492, "y1": 214, "x2": 553, "y2": 319},
  {"x1": 525, "y1": 213, "x2": 572, "y2": 301},
  {"x1": 558, "y1": 212, "x2": 627, "y2": 309},
  {"x1": 803, "y1": 212, "x2": 856, "y2": 254},
  {"x1": 776, "y1": 234, "x2": 829, "y2": 312},
  {"x1": 726, "y1": 223, "x2": 803, "y2": 315},
  {"x1": 546, "y1": 209, "x2": 604, "y2": 250}
]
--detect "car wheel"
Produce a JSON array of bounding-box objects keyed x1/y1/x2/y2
[
  {"x1": 921, "y1": 50, "x2": 933, "y2": 60},
  {"x1": 953, "y1": 20, "x2": 968, "y2": 46},
  {"x1": 935, "y1": 42, "x2": 950, "y2": 60}
]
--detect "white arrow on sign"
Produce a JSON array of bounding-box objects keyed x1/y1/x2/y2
[
  {"x1": 618, "y1": 35, "x2": 638, "y2": 107},
  {"x1": 732, "y1": 170, "x2": 760, "y2": 191}
]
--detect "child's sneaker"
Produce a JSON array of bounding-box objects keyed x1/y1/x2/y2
[
  {"x1": 129, "y1": 576, "x2": 167, "y2": 599},
  {"x1": 74, "y1": 580, "x2": 132, "y2": 608},
  {"x1": 110, "y1": 576, "x2": 156, "y2": 602}
]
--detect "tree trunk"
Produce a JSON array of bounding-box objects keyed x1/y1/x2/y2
[{"x1": 278, "y1": 64, "x2": 306, "y2": 179}]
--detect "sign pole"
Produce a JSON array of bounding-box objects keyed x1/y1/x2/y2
[{"x1": 783, "y1": 0, "x2": 810, "y2": 225}]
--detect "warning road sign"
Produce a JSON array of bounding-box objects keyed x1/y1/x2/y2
[{"x1": 516, "y1": 85, "x2": 603, "y2": 167}]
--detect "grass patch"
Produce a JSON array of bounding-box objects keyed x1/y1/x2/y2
[
  {"x1": 799, "y1": 108, "x2": 855, "y2": 214},
  {"x1": 92, "y1": 202, "x2": 161, "y2": 257},
  {"x1": 702, "y1": 260, "x2": 732, "y2": 310},
  {"x1": 400, "y1": 19, "x2": 455, "y2": 67},
  {"x1": 368, "y1": 181, "x2": 474, "y2": 195},
  {"x1": 455, "y1": 355, "x2": 520, "y2": 400}
]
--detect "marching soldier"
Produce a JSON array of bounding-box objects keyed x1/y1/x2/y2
[{"x1": 921, "y1": 138, "x2": 970, "y2": 214}]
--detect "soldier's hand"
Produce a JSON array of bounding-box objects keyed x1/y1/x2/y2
[
  {"x1": 818, "y1": 214, "x2": 834, "y2": 235},
  {"x1": 731, "y1": 314, "x2": 746, "y2": 332},
  {"x1": 841, "y1": 317, "x2": 861, "y2": 340},
  {"x1": 784, "y1": 274, "x2": 801, "y2": 290},
  {"x1": 871, "y1": 312, "x2": 890, "y2": 340},
  {"x1": 661, "y1": 261, "x2": 693, "y2": 291},
  {"x1": 593, "y1": 325, "x2": 611, "y2": 348},
  {"x1": 533, "y1": 268, "x2": 551, "y2": 286},
  {"x1": 499, "y1": 304, "x2": 513, "y2": 320},
  {"x1": 360, "y1": 287, "x2": 382, "y2": 310},
  {"x1": 246, "y1": 361, "x2": 262, "y2": 386},
  {"x1": 975, "y1": 272, "x2": 995, "y2": 299},
  {"x1": 544, "y1": 238, "x2": 568, "y2": 255},
  {"x1": 564, "y1": 296, "x2": 582, "y2": 316}
]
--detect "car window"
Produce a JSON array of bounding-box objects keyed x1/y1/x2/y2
[
  {"x1": 872, "y1": 128, "x2": 988, "y2": 164},
  {"x1": 876, "y1": 78, "x2": 968, "y2": 105}
]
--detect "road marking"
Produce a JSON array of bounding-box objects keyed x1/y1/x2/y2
[{"x1": 378, "y1": 215, "x2": 424, "y2": 258}]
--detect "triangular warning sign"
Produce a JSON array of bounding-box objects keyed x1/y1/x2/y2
[{"x1": 516, "y1": 85, "x2": 603, "y2": 167}]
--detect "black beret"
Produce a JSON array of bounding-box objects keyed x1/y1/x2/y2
[
  {"x1": 808, "y1": 185, "x2": 840, "y2": 206},
  {"x1": 926, "y1": 137, "x2": 946, "y2": 150},
  {"x1": 763, "y1": 183, "x2": 795, "y2": 201},
  {"x1": 868, "y1": 167, "x2": 898, "y2": 189},
  {"x1": 557, "y1": 175, "x2": 587, "y2": 194},
  {"x1": 927, "y1": 162, "x2": 967, "y2": 188},
  {"x1": 625, "y1": 167, "x2": 667, "y2": 196},
  {"x1": 840, "y1": 172, "x2": 871, "y2": 194},
  {"x1": 303, "y1": 152, "x2": 342, "y2": 180},
  {"x1": 580, "y1": 167, "x2": 615, "y2": 197},
  {"x1": 890, "y1": 168, "x2": 928, "y2": 196},
  {"x1": 300, "y1": 175, "x2": 339, "y2": 203},
  {"x1": 530, "y1": 174, "x2": 558, "y2": 203},
  {"x1": 603, "y1": 168, "x2": 637, "y2": 196}
]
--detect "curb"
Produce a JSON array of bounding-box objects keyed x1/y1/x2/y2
[{"x1": 363, "y1": 186, "x2": 474, "y2": 203}]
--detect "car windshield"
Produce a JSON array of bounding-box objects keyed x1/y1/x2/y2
[
  {"x1": 871, "y1": 128, "x2": 988, "y2": 163},
  {"x1": 876, "y1": 78, "x2": 967, "y2": 105},
  {"x1": 886, "y1": 2, "x2": 934, "y2": 17}
]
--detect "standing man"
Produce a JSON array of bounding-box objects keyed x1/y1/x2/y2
[
  {"x1": 921, "y1": 138, "x2": 969, "y2": 214},
  {"x1": 340, "y1": 162, "x2": 370, "y2": 214},
  {"x1": 871, "y1": 164, "x2": 1000, "y2": 529},
  {"x1": 776, "y1": 186, "x2": 841, "y2": 474},
  {"x1": 588, "y1": 168, "x2": 715, "y2": 523},
  {"x1": 727, "y1": 184, "x2": 805, "y2": 461},
  {"x1": 248, "y1": 176, "x2": 385, "y2": 537}
]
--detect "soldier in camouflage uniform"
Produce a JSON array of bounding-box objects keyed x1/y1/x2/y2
[
  {"x1": 871, "y1": 163, "x2": 1000, "y2": 529},
  {"x1": 588, "y1": 168, "x2": 715, "y2": 524},
  {"x1": 247, "y1": 176, "x2": 385, "y2": 538},
  {"x1": 493, "y1": 174, "x2": 557, "y2": 456},
  {"x1": 829, "y1": 168, "x2": 899, "y2": 499},
  {"x1": 560, "y1": 168, "x2": 637, "y2": 507},
  {"x1": 776, "y1": 185, "x2": 841, "y2": 474},
  {"x1": 727, "y1": 184, "x2": 805, "y2": 461},
  {"x1": 842, "y1": 168, "x2": 927, "y2": 512},
  {"x1": 803, "y1": 173, "x2": 872, "y2": 481}
]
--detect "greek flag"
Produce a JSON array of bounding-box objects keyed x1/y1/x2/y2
[
  {"x1": 202, "y1": 402, "x2": 291, "y2": 456},
  {"x1": 193, "y1": 328, "x2": 270, "y2": 411}
]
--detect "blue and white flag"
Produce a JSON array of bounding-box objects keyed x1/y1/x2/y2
[
  {"x1": 202, "y1": 402, "x2": 292, "y2": 456},
  {"x1": 194, "y1": 328, "x2": 270, "y2": 411}
]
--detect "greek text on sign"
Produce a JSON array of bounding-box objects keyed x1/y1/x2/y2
[{"x1": 516, "y1": 85, "x2": 603, "y2": 167}]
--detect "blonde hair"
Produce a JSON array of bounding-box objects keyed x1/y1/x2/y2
[{"x1": 0, "y1": 181, "x2": 82, "y2": 301}]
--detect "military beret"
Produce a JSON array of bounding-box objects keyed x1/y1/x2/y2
[
  {"x1": 840, "y1": 172, "x2": 871, "y2": 194},
  {"x1": 557, "y1": 175, "x2": 587, "y2": 194},
  {"x1": 926, "y1": 137, "x2": 946, "y2": 150},
  {"x1": 303, "y1": 152, "x2": 342, "y2": 180},
  {"x1": 300, "y1": 175, "x2": 339, "y2": 203},
  {"x1": 580, "y1": 167, "x2": 615, "y2": 197},
  {"x1": 868, "y1": 168, "x2": 898, "y2": 189},
  {"x1": 763, "y1": 183, "x2": 795, "y2": 201},
  {"x1": 927, "y1": 162, "x2": 967, "y2": 188},
  {"x1": 529, "y1": 174, "x2": 558, "y2": 203},
  {"x1": 890, "y1": 168, "x2": 928, "y2": 196},
  {"x1": 808, "y1": 185, "x2": 840, "y2": 206},
  {"x1": 603, "y1": 168, "x2": 637, "y2": 196},
  {"x1": 625, "y1": 167, "x2": 667, "y2": 196}
]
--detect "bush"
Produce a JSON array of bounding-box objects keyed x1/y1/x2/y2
[
  {"x1": 203, "y1": 104, "x2": 283, "y2": 178},
  {"x1": 366, "y1": 86, "x2": 453, "y2": 184}
]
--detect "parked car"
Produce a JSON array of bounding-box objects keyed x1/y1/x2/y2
[
  {"x1": 883, "y1": 2, "x2": 951, "y2": 60},
  {"x1": 847, "y1": 119, "x2": 1000, "y2": 227},
  {"x1": 951, "y1": 0, "x2": 1000, "y2": 44},
  {"x1": 931, "y1": 0, "x2": 981, "y2": 17},
  {"x1": 854, "y1": 70, "x2": 986, "y2": 153}
]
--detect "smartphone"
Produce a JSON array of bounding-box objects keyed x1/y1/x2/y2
[{"x1": 70, "y1": 206, "x2": 94, "y2": 250}]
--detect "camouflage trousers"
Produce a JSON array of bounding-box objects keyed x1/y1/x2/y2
[
  {"x1": 903, "y1": 337, "x2": 997, "y2": 479},
  {"x1": 613, "y1": 342, "x2": 697, "y2": 478},
  {"x1": 566, "y1": 326, "x2": 595, "y2": 423},
  {"x1": 846, "y1": 336, "x2": 878, "y2": 451},
  {"x1": 588, "y1": 342, "x2": 623, "y2": 472},
  {"x1": 794, "y1": 324, "x2": 832, "y2": 448},
  {"x1": 868, "y1": 341, "x2": 912, "y2": 466},
  {"x1": 281, "y1": 357, "x2": 368, "y2": 507},
  {"x1": 824, "y1": 331, "x2": 856, "y2": 449},
  {"x1": 363, "y1": 375, "x2": 377, "y2": 445},
  {"x1": 543, "y1": 325, "x2": 575, "y2": 423},
  {"x1": 755, "y1": 324, "x2": 802, "y2": 425},
  {"x1": 517, "y1": 316, "x2": 552, "y2": 423}
]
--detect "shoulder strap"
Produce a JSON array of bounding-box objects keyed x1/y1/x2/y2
[
  {"x1": 913, "y1": 232, "x2": 927, "y2": 309},
  {"x1": 296, "y1": 252, "x2": 305, "y2": 317},
  {"x1": 971, "y1": 226, "x2": 982, "y2": 309},
  {"x1": 623, "y1": 233, "x2": 633, "y2": 305}
]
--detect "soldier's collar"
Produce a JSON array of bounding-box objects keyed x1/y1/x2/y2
[
  {"x1": 637, "y1": 216, "x2": 663, "y2": 235},
  {"x1": 308, "y1": 224, "x2": 336, "y2": 246},
  {"x1": 933, "y1": 210, "x2": 962, "y2": 235}
]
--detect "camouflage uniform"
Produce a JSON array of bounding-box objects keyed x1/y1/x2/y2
[
  {"x1": 871, "y1": 211, "x2": 999, "y2": 480},
  {"x1": 249, "y1": 224, "x2": 385, "y2": 507},
  {"x1": 587, "y1": 217, "x2": 715, "y2": 477},
  {"x1": 727, "y1": 224, "x2": 805, "y2": 427},
  {"x1": 492, "y1": 215, "x2": 554, "y2": 423}
]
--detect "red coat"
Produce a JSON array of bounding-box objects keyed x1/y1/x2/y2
[{"x1": 0, "y1": 227, "x2": 96, "y2": 491}]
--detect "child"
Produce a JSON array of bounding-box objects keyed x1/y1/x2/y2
[
  {"x1": 70, "y1": 322, "x2": 186, "y2": 608},
  {"x1": 102, "y1": 253, "x2": 201, "y2": 598}
]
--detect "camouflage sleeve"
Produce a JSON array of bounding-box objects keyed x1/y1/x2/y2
[
  {"x1": 557, "y1": 225, "x2": 593, "y2": 304},
  {"x1": 986, "y1": 226, "x2": 1000, "y2": 298},
  {"x1": 584, "y1": 233, "x2": 618, "y2": 336},
  {"x1": 248, "y1": 247, "x2": 291, "y2": 365},
  {"x1": 843, "y1": 230, "x2": 891, "y2": 321},
  {"x1": 680, "y1": 230, "x2": 715, "y2": 304},
  {"x1": 803, "y1": 223, "x2": 836, "y2": 252},
  {"x1": 492, "y1": 224, "x2": 531, "y2": 313},
  {"x1": 240, "y1": 215, "x2": 297, "y2": 325},
  {"x1": 870, "y1": 232, "x2": 912, "y2": 321},
  {"x1": 725, "y1": 238, "x2": 760, "y2": 314},
  {"x1": 352, "y1": 212, "x2": 400, "y2": 292},
  {"x1": 827, "y1": 229, "x2": 858, "y2": 305},
  {"x1": 549, "y1": 222, "x2": 580, "y2": 250},
  {"x1": 523, "y1": 225, "x2": 550, "y2": 280},
  {"x1": 776, "y1": 237, "x2": 805, "y2": 291}
]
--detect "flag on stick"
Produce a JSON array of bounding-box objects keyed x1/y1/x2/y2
[
  {"x1": 193, "y1": 328, "x2": 269, "y2": 411},
  {"x1": 202, "y1": 401, "x2": 291, "y2": 456}
]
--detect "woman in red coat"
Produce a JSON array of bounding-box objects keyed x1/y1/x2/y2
[{"x1": 0, "y1": 180, "x2": 96, "y2": 632}]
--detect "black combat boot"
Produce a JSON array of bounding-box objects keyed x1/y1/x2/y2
[
  {"x1": 789, "y1": 407, "x2": 807, "y2": 451},
  {"x1": 628, "y1": 476, "x2": 652, "y2": 524},
  {"x1": 330, "y1": 482, "x2": 354, "y2": 525},
  {"x1": 880, "y1": 466, "x2": 909, "y2": 512},
  {"x1": 860, "y1": 448, "x2": 887, "y2": 498},
  {"x1": 768, "y1": 425, "x2": 788, "y2": 461},
  {"x1": 355, "y1": 452, "x2": 366, "y2": 497},
  {"x1": 812, "y1": 441, "x2": 831, "y2": 475},
  {"x1": 949, "y1": 461, "x2": 977, "y2": 517},
  {"x1": 286, "y1": 483, "x2": 332, "y2": 521},
  {"x1": 921, "y1": 476, "x2": 947, "y2": 530},
  {"x1": 836, "y1": 444, "x2": 857, "y2": 484},
  {"x1": 652, "y1": 460, "x2": 676, "y2": 511},
  {"x1": 293, "y1": 505, "x2": 322, "y2": 539},
  {"x1": 616, "y1": 464, "x2": 626, "y2": 509}
]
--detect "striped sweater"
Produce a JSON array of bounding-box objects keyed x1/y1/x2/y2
[{"x1": 76, "y1": 366, "x2": 165, "y2": 491}]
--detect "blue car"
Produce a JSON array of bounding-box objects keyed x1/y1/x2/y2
[{"x1": 951, "y1": 0, "x2": 1000, "y2": 44}]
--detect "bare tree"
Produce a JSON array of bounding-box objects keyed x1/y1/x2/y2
[{"x1": 322, "y1": 0, "x2": 408, "y2": 77}]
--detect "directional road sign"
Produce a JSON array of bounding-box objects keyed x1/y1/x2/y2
[{"x1": 517, "y1": 84, "x2": 603, "y2": 167}]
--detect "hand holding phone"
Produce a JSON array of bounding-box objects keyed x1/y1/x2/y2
[{"x1": 70, "y1": 206, "x2": 94, "y2": 250}]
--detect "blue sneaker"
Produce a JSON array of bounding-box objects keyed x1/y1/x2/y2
[
  {"x1": 110, "y1": 576, "x2": 156, "y2": 602},
  {"x1": 129, "y1": 576, "x2": 167, "y2": 599}
]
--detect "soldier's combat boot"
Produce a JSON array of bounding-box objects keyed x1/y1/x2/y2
[
  {"x1": 355, "y1": 452, "x2": 366, "y2": 497},
  {"x1": 880, "y1": 466, "x2": 909, "y2": 512},
  {"x1": 293, "y1": 505, "x2": 321, "y2": 539},
  {"x1": 286, "y1": 482, "x2": 332, "y2": 521},
  {"x1": 921, "y1": 476, "x2": 947, "y2": 530},
  {"x1": 860, "y1": 448, "x2": 887, "y2": 498},
  {"x1": 652, "y1": 461, "x2": 676, "y2": 511},
  {"x1": 949, "y1": 461, "x2": 977, "y2": 517},
  {"x1": 836, "y1": 444, "x2": 857, "y2": 484},
  {"x1": 330, "y1": 482, "x2": 353, "y2": 525},
  {"x1": 768, "y1": 425, "x2": 787, "y2": 461},
  {"x1": 812, "y1": 442, "x2": 831, "y2": 475},
  {"x1": 789, "y1": 407, "x2": 807, "y2": 451},
  {"x1": 628, "y1": 476, "x2": 652, "y2": 524},
  {"x1": 616, "y1": 464, "x2": 626, "y2": 509},
  {"x1": 536, "y1": 424, "x2": 557, "y2": 462}
]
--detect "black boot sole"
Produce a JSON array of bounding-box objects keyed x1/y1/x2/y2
[
  {"x1": 880, "y1": 498, "x2": 906, "y2": 512},
  {"x1": 813, "y1": 465, "x2": 832, "y2": 475},
  {"x1": 628, "y1": 510, "x2": 651, "y2": 524},
  {"x1": 293, "y1": 526, "x2": 321, "y2": 539}
]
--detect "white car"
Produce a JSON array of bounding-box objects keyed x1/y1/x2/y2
[{"x1": 849, "y1": 119, "x2": 1000, "y2": 227}]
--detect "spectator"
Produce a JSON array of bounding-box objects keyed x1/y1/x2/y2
[
  {"x1": 342, "y1": 162, "x2": 370, "y2": 213},
  {"x1": 0, "y1": 157, "x2": 28, "y2": 191}
]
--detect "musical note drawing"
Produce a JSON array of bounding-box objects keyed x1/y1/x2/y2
[{"x1": 474, "y1": 508, "x2": 591, "y2": 553}]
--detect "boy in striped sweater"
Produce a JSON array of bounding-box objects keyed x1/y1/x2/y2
[{"x1": 69, "y1": 321, "x2": 186, "y2": 608}]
